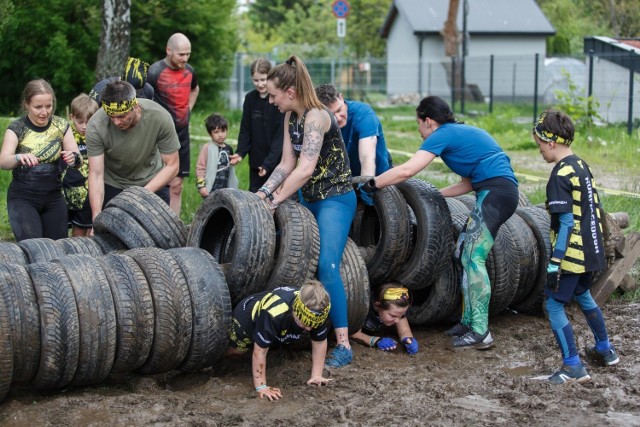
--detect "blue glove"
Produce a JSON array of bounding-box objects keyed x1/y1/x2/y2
[
  {"x1": 357, "y1": 182, "x2": 375, "y2": 206},
  {"x1": 402, "y1": 337, "x2": 419, "y2": 355},
  {"x1": 376, "y1": 337, "x2": 397, "y2": 351},
  {"x1": 546, "y1": 261, "x2": 560, "y2": 291}
]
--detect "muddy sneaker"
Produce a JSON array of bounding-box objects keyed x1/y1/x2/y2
[
  {"x1": 548, "y1": 364, "x2": 591, "y2": 384},
  {"x1": 450, "y1": 330, "x2": 494, "y2": 350},
  {"x1": 324, "y1": 344, "x2": 352, "y2": 368},
  {"x1": 444, "y1": 322, "x2": 470, "y2": 337},
  {"x1": 585, "y1": 345, "x2": 620, "y2": 366}
]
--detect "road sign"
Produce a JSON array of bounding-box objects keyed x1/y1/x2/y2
[
  {"x1": 337, "y1": 18, "x2": 346, "y2": 38},
  {"x1": 332, "y1": 0, "x2": 350, "y2": 18}
]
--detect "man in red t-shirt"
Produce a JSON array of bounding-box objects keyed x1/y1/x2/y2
[{"x1": 147, "y1": 33, "x2": 200, "y2": 216}]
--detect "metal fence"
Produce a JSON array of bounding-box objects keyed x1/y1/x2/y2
[{"x1": 228, "y1": 52, "x2": 640, "y2": 133}]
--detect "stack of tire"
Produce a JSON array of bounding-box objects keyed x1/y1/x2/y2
[{"x1": 348, "y1": 178, "x2": 552, "y2": 326}]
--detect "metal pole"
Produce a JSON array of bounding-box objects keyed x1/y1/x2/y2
[
  {"x1": 512, "y1": 62, "x2": 516, "y2": 104},
  {"x1": 627, "y1": 53, "x2": 634, "y2": 135},
  {"x1": 418, "y1": 35, "x2": 424, "y2": 96},
  {"x1": 451, "y1": 56, "x2": 456, "y2": 112},
  {"x1": 461, "y1": 0, "x2": 468, "y2": 114},
  {"x1": 489, "y1": 54, "x2": 494, "y2": 113},
  {"x1": 533, "y1": 53, "x2": 539, "y2": 124},
  {"x1": 588, "y1": 50, "x2": 594, "y2": 121}
]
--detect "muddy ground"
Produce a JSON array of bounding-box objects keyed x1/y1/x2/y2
[{"x1": 1, "y1": 301, "x2": 638, "y2": 426}]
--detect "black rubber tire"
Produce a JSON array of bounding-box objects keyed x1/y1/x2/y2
[
  {"x1": 90, "y1": 233, "x2": 127, "y2": 254},
  {"x1": 0, "y1": 241, "x2": 28, "y2": 265},
  {"x1": 58, "y1": 237, "x2": 104, "y2": 257},
  {"x1": 0, "y1": 295, "x2": 14, "y2": 403},
  {"x1": 52, "y1": 255, "x2": 117, "y2": 386},
  {"x1": 96, "y1": 253, "x2": 154, "y2": 373},
  {"x1": 0, "y1": 263, "x2": 40, "y2": 384},
  {"x1": 94, "y1": 206, "x2": 157, "y2": 249},
  {"x1": 168, "y1": 247, "x2": 233, "y2": 372},
  {"x1": 340, "y1": 238, "x2": 370, "y2": 335},
  {"x1": 106, "y1": 186, "x2": 187, "y2": 249},
  {"x1": 446, "y1": 197, "x2": 471, "y2": 216},
  {"x1": 187, "y1": 188, "x2": 276, "y2": 305},
  {"x1": 127, "y1": 247, "x2": 193, "y2": 374},
  {"x1": 392, "y1": 178, "x2": 453, "y2": 289},
  {"x1": 518, "y1": 191, "x2": 532, "y2": 207},
  {"x1": 17, "y1": 238, "x2": 66, "y2": 264},
  {"x1": 265, "y1": 200, "x2": 320, "y2": 290},
  {"x1": 27, "y1": 262, "x2": 79, "y2": 390},
  {"x1": 454, "y1": 194, "x2": 476, "y2": 211},
  {"x1": 506, "y1": 213, "x2": 540, "y2": 306},
  {"x1": 349, "y1": 185, "x2": 412, "y2": 286},
  {"x1": 510, "y1": 206, "x2": 551, "y2": 315},
  {"x1": 407, "y1": 260, "x2": 461, "y2": 326}
]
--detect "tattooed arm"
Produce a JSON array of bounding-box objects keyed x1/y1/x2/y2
[
  {"x1": 258, "y1": 112, "x2": 297, "y2": 198},
  {"x1": 268, "y1": 108, "x2": 330, "y2": 204}
]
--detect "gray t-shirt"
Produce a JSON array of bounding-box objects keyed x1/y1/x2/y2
[{"x1": 86, "y1": 99, "x2": 180, "y2": 188}]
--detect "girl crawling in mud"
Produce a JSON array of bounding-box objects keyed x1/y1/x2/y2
[
  {"x1": 350, "y1": 283, "x2": 419, "y2": 355},
  {"x1": 225, "y1": 280, "x2": 332, "y2": 401}
]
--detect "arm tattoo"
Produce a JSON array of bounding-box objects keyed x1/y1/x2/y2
[
  {"x1": 302, "y1": 120, "x2": 322, "y2": 161},
  {"x1": 263, "y1": 166, "x2": 289, "y2": 190}
]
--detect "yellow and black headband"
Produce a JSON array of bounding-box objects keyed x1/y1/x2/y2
[
  {"x1": 383, "y1": 287, "x2": 410, "y2": 302},
  {"x1": 533, "y1": 113, "x2": 573, "y2": 146},
  {"x1": 292, "y1": 295, "x2": 330, "y2": 329},
  {"x1": 102, "y1": 97, "x2": 138, "y2": 117}
]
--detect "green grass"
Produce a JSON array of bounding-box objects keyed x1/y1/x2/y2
[{"x1": 1, "y1": 102, "x2": 639, "y2": 239}]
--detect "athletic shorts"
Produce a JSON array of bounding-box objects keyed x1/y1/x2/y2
[
  {"x1": 177, "y1": 127, "x2": 190, "y2": 177},
  {"x1": 69, "y1": 197, "x2": 92, "y2": 229}
]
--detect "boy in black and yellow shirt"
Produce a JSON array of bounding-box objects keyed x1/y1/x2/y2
[
  {"x1": 533, "y1": 110, "x2": 619, "y2": 385},
  {"x1": 226, "y1": 280, "x2": 331, "y2": 401}
]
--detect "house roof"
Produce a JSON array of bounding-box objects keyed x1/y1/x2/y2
[
  {"x1": 381, "y1": 0, "x2": 556, "y2": 38},
  {"x1": 584, "y1": 36, "x2": 640, "y2": 73}
]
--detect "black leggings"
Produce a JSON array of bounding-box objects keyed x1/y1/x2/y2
[{"x1": 7, "y1": 183, "x2": 68, "y2": 242}]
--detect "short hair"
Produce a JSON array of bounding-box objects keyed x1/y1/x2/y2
[
  {"x1": 373, "y1": 282, "x2": 411, "y2": 310},
  {"x1": 536, "y1": 109, "x2": 575, "y2": 144},
  {"x1": 315, "y1": 84, "x2": 340, "y2": 106},
  {"x1": 298, "y1": 279, "x2": 330, "y2": 312},
  {"x1": 101, "y1": 80, "x2": 137, "y2": 105},
  {"x1": 70, "y1": 93, "x2": 99, "y2": 121},
  {"x1": 205, "y1": 113, "x2": 228, "y2": 133},
  {"x1": 21, "y1": 79, "x2": 56, "y2": 114},
  {"x1": 250, "y1": 58, "x2": 272, "y2": 76}
]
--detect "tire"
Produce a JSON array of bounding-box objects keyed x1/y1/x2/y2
[
  {"x1": 0, "y1": 263, "x2": 40, "y2": 384},
  {"x1": 506, "y1": 213, "x2": 540, "y2": 306},
  {"x1": 187, "y1": 188, "x2": 276, "y2": 305},
  {"x1": 349, "y1": 185, "x2": 412, "y2": 286},
  {"x1": 17, "y1": 238, "x2": 66, "y2": 264},
  {"x1": 0, "y1": 295, "x2": 14, "y2": 403},
  {"x1": 96, "y1": 253, "x2": 154, "y2": 373},
  {"x1": 392, "y1": 178, "x2": 453, "y2": 289},
  {"x1": 340, "y1": 238, "x2": 370, "y2": 335},
  {"x1": 94, "y1": 206, "x2": 157, "y2": 249},
  {"x1": 90, "y1": 233, "x2": 127, "y2": 254},
  {"x1": 27, "y1": 262, "x2": 79, "y2": 390},
  {"x1": 167, "y1": 247, "x2": 232, "y2": 372},
  {"x1": 127, "y1": 247, "x2": 193, "y2": 374},
  {"x1": 446, "y1": 197, "x2": 471, "y2": 215},
  {"x1": 106, "y1": 186, "x2": 187, "y2": 249},
  {"x1": 510, "y1": 206, "x2": 551, "y2": 315},
  {"x1": 518, "y1": 191, "x2": 532, "y2": 207},
  {"x1": 0, "y1": 241, "x2": 28, "y2": 265},
  {"x1": 265, "y1": 200, "x2": 320, "y2": 291},
  {"x1": 58, "y1": 237, "x2": 104, "y2": 257},
  {"x1": 52, "y1": 255, "x2": 117, "y2": 386},
  {"x1": 454, "y1": 194, "x2": 476, "y2": 211},
  {"x1": 407, "y1": 260, "x2": 461, "y2": 326}
]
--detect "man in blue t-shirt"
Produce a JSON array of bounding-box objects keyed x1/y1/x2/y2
[{"x1": 316, "y1": 84, "x2": 392, "y2": 178}]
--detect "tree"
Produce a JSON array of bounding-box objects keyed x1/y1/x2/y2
[
  {"x1": 95, "y1": 0, "x2": 130, "y2": 80},
  {"x1": 442, "y1": 0, "x2": 460, "y2": 57}
]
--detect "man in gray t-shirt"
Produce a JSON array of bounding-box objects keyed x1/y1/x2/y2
[{"x1": 86, "y1": 80, "x2": 180, "y2": 222}]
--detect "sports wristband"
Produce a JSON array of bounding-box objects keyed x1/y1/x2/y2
[
  {"x1": 73, "y1": 152, "x2": 82, "y2": 168},
  {"x1": 15, "y1": 154, "x2": 21, "y2": 163},
  {"x1": 369, "y1": 336, "x2": 379, "y2": 348},
  {"x1": 258, "y1": 186, "x2": 274, "y2": 201},
  {"x1": 196, "y1": 177, "x2": 206, "y2": 190},
  {"x1": 362, "y1": 178, "x2": 378, "y2": 193},
  {"x1": 255, "y1": 384, "x2": 267, "y2": 392}
]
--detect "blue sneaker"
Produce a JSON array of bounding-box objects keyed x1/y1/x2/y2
[
  {"x1": 585, "y1": 345, "x2": 620, "y2": 366},
  {"x1": 444, "y1": 322, "x2": 470, "y2": 337},
  {"x1": 548, "y1": 364, "x2": 591, "y2": 384},
  {"x1": 325, "y1": 344, "x2": 352, "y2": 368}
]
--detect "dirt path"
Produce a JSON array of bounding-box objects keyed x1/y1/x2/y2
[{"x1": 1, "y1": 302, "x2": 638, "y2": 426}]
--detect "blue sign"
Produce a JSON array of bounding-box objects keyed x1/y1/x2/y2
[{"x1": 332, "y1": 0, "x2": 350, "y2": 18}]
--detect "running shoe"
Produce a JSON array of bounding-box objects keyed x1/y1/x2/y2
[
  {"x1": 585, "y1": 345, "x2": 620, "y2": 366},
  {"x1": 450, "y1": 330, "x2": 494, "y2": 350},
  {"x1": 444, "y1": 322, "x2": 470, "y2": 337},
  {"x1": 548, "y1": 363, "x2": 591, "y2": 384}
]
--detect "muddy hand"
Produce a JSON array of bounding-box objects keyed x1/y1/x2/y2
[
  {"x1": 258, "y1": 386, "x2": 282, "y2": 401},
  {"x1": 307, "y1": 376, "x2": 331, "y2": 386}
]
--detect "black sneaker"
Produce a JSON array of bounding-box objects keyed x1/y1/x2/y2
[
  {"x1": 444, "y1": 322, "x2": 470, "y2": 337},
  {"x1": 585, "y1": 345, "x2": 620, "y2": 366},
  {"x1": 450, "y1": 330, "x2": 494, "y2": 350},
  {"x1": 548, "y1": 364, "x2": 591, "y2": 384}
]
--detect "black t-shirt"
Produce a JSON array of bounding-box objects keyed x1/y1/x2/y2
[{"x1": 546, "y1": 154, "x2": 606, "y2": 273}]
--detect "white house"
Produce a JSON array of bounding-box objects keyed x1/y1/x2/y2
[{"x1": 380, "y1": 0, "x2": 555, "y2": 100}]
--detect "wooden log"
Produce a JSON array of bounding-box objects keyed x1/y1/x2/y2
[
  {"x1": 591, "y1": 232, "x2": 640, "y2": 306},
  {"x1": 619, "y1": 274, "x2": 638, "y2": 293}
]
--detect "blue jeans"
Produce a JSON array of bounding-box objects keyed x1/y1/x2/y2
[{"x1": 301, "y1": 191, "x2": 356, "y2": 329}]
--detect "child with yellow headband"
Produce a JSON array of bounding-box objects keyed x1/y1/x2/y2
[
  {"x1": 350, "y1": 283, "x2": 419, "y2": 355},
  {"x1": 225, "y1": 280, "x2": 332, "y2": 401}
]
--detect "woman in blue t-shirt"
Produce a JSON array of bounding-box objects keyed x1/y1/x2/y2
[{"x1": 359, "y1": 96, "x2": 519, "y2": 350}]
